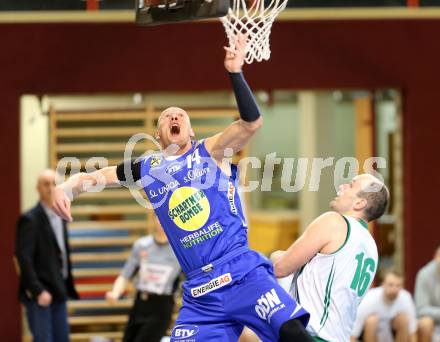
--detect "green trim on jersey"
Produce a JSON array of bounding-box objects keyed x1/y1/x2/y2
[
  {"x1": 331, "y1": 215, "x2": 351, "y2": 255},
  {"x1": 312, "y1": 336, "x2": 329, "y2": 342},
  {"x1": 320, "y1": 258, "x2": 336, "y2": 328},
  {"x1": 358, "y1": 219, "x2": 368, "y2": 230}
]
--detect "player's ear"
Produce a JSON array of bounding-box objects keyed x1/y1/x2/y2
[
  {"x1": 155, "y1": 129, "x2": 160, "y2": 141},
  {"x1": 189, "y1": 127, "x2": 195, "y2": 138},
  {"x1": 353, "y1": 198, "x2": 367, "y2": 211}
]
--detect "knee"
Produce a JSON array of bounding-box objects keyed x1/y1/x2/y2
[
  {"x1": 392, "y1": 313, "x2": 410, "y2": 331},
  {"x1": 418, "y1": 316, "x2": 434, "y2": 335},
  {"x1": 364, "y1": 314, "x2": 380, "y2": 330},
  {"x1": 279, "y1": 319, "x2": 313, "y2": 342}
]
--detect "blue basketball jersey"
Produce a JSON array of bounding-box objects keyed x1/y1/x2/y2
[{"x1": 140, "y1": 140, "x2": 248, "y2": 274}]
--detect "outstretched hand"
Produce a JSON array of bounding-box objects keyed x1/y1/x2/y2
[
  {"x1": 224, "y1": 34, "x2": 247, "y2": 73},
  {"x1": 52, "y1": 185, "x2": 73, "y2": 222}
]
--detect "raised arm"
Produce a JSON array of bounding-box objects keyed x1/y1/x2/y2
[
  {"x1": 52, "y1": 166, "x2": 120, "y2": 221},
  {"x1": 272, "y1": 212, "x2": 347, "y2": 278},
  {"x1": 205, "y1": 34, "x2": 263, "y2": 161}
]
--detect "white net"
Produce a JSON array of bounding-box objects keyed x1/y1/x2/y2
[{"x1": 220, "y1": 0, "x2": 288, "y2": 64}]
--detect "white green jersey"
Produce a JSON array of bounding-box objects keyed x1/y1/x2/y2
[{"x1": 290, "y1": 215, "x2": 378, "y2": 342}]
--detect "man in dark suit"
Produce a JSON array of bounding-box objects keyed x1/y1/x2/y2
[{"x1": 15, "y1": 169, "x2": 78, "y2": 342}]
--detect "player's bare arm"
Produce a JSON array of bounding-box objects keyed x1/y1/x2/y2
[
  {"x1": 272, "y1": 211, "x2": 348, "y2": 278},
  {"x1": 205, "y1": 34, "x2": 263, "y2": 161},
  {"x1": 52, "y1": 166, "x2": 120, "y2": 221}
]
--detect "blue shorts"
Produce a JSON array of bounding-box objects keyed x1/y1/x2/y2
[{"x1": 170, "y1": 249, "x2": 310, "y2": 342}]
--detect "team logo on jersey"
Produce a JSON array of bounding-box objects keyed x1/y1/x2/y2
[
  {"x1": 150, "y1": 155, "x2": 162, "y2": 168},
  {"x1": 191, "y1": 273, "x2": 232, "y2": 297},
  {"x1": 227, "y1": 181, "x2": 237, "y2": 215},
  {"x1": 171, "y1": 324, "x2": 199, "y2": 340},
  {"x1": 168, "y1": 187, "x2": 210, "y2": 231},
  {"x1": 254, "y1": 288, "x2": 286, "y2": 323}
]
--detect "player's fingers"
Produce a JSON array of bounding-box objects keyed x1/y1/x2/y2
[
  {"x1": 52, "y1": 201, "x2": 64, "y2": 218},
  {"x1": 234, "y1": 42, "x2": 245, "y2": 56},
  {"x1": 237, "y1": 33, "x2": 245, "y2": 44},
  {"x1": 63, "y1": 199, "x2": 73, "y2": 222},
  {"x1": 236, "y1": 37, "x2": 243, "y2": 50},
  {"x1": 223, "y1": 46, "x2": 237, "y2": 57},
  {"x1": 64, "y1": 198, "x2": 73, "y2": 222},
  {"x1": 56, "y1": 199, "x2": 71, "y2": 222},
  {"x1": 237, "y1": 33, "x2": 246, "y2": 48}
]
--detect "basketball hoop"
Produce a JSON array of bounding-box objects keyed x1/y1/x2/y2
[
  {"x1": 220, "y1": 0, "x2": 288, "y2": 64},
  {"x1": 136, "y1": 0, "x2": 229, "y2": 26}
]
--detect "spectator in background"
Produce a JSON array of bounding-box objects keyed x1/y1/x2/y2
[
  {"x1": 15, "y1": 169, "x2": 78, "y2": 342},
  {"x1": 415, "y1": 246, "x2": 440, "y2": 342},
  {"x1": 351, "y1": 269, "x2": 417, "y2": 342},
  {"x1": 106, "y1": 216, "x2": 181, "y2": 342}
]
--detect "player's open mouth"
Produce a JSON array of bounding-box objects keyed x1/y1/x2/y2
[{"x1": 170, "y1": 123, "x2": 180, "y2": 135}]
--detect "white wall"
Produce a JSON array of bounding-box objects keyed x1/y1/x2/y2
[
  {"x1": 376, "y1": 100, "x2": 397, "y2": 186},
  {"x1": 20, "y1": 96, "x2": 49, "y2": 211}
]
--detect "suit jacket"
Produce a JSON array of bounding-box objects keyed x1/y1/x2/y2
[{"x1": 15, "y1": 202, "x2": 79, "y2": 302}]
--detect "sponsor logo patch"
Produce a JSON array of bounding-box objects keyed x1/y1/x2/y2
[
  {"x1": 168, "y1": 187, "x2": 210, "y2": 231},
  {"x1": 180, "y1": 221, "x2": 223, "y2": 249},
  {"x1": 191, "y1": 273, "x2": 232, "y2": 297},
  {"x1": 227, "y1": 181, "x2": 237, "y2": 214},
  {"x1": 166, "y1": 162, "x2": 183, "y2": 176},
  {"x1": 171, "y1": 324, "x2": 199, "y2": 340},
  {"x1": 255, "y1": 288, "x2": 286, "y2": 323}
]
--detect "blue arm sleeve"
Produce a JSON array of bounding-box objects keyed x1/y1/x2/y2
[{"x1": 229, "y1": 72, "x2": 262, "y2": 122}]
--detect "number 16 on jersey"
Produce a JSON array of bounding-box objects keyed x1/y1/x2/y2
[{"x1": 350, "y1": 252, "x2": 376, "y2": 297}]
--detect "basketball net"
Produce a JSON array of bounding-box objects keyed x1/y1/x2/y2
[{"x1": 220, "y1": 0, "x2": 288, "y2": 64}]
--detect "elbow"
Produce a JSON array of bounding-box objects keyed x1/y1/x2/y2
[
  {"x1": 273, "y1": 260, "x2": 290, "y2": 278},
  {"x1": 270, "y1": 250, "x2": 290, "y2": 277}
]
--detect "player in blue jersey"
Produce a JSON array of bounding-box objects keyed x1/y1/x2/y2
[{"x1": 51, "y1": 34, "x2": 312, "y2": 342}]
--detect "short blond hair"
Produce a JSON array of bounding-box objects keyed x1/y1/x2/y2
[{"x1": 357, "y1": 178, "x2": 390, "y2": 222}]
